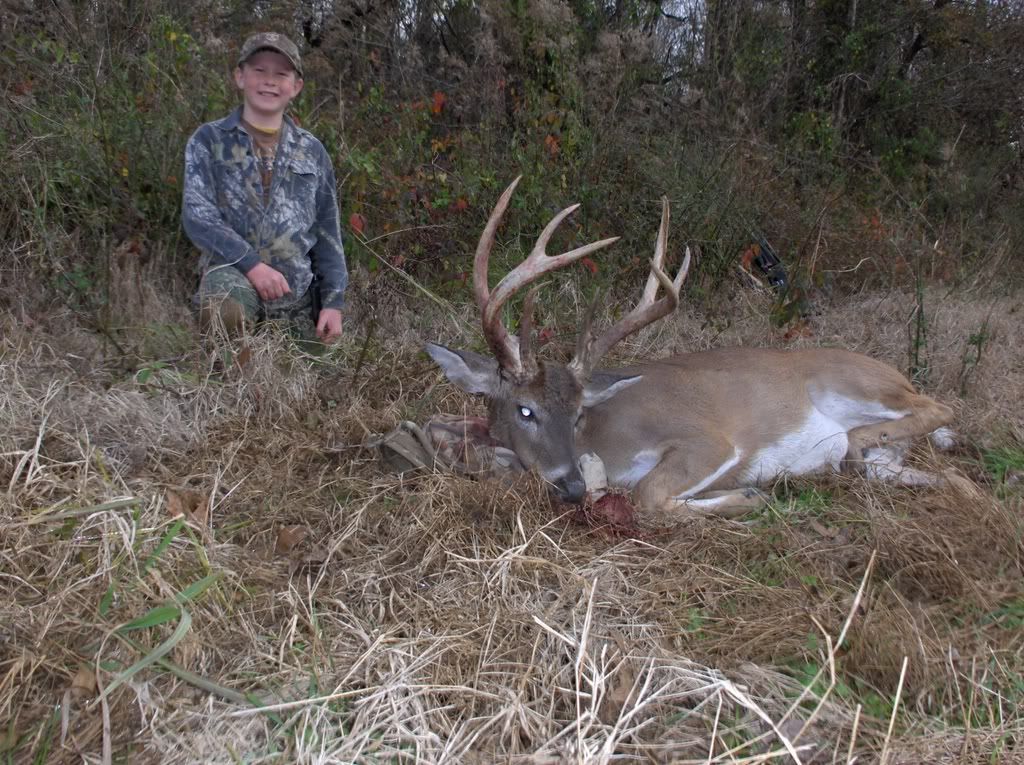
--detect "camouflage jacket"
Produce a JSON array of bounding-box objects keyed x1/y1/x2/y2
[{"x1": 182, "y1": 107, "x2": 348, "y2": 310}]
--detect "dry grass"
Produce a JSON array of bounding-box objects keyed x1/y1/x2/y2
[{"x1": 2, "y1": 275, "x2": 1023, "y2": 764}]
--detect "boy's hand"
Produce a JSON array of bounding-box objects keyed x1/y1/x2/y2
[
  {"x1": 316, "y1": 308, "x2": 343, "y2": 343},
  {"x1": 246, "y1": 263, "x2": 292, "y2": 301}
]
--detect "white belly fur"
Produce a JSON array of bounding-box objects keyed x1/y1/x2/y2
[
  {"x1": 740, "y1": 394, "x2": 908, "y2": 483},
  {"x1": 603, "y1": 394, "x2": 909, "y2": 489},
  {"x1": 739, "y1": 408, "x2": 849, "y2": 482}
]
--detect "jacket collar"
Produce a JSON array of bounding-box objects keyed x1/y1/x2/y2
[{"x1": 216, "y1": 106, "x2": 299, "y2": 142}]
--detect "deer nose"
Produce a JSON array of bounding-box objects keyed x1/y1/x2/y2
[{"x1": 554, "y1": 471, "x2": 587, "y2": 504}]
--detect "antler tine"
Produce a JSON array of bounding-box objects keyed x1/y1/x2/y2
[
  {"x1": 517, "y1": 285, "x2": 542, "y2": 380},
  {"x1": 641, "y1": 194, "x2": 672, "y2": 305},
  {"x1": 569, "y1": 292, "x2": 603, "y2": 377},
  {"x1": 569, "y1": 197, "x2": 690, "y2": 379},
  {"x1": 482, "y1": 204, "x2": 619, "y2": 346},
  {"x1": 474, "y1": 177, "x2": 523, "y2": 373}
]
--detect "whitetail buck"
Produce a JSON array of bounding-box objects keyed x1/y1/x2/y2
[{"x1": 426, "y1": 178, "x2": 968, "y2": 516}]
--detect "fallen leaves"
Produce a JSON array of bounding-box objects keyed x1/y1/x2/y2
[
  {"x1": 235, "y1": 343, "x2": 253, "y2": 370},
  {"x1": 597, "y1": 632, "x2": 638, "y2": 724},
  {"x1": 70, "y1": 664, "x2": 97, "y2": 700},
  {"x1": 274, "y1": 524, "x2": 330, "y2": 573},
  {"x1": 165, "y1": 488, "x2": 210, "y2": 529},
  {"x1": 431, "y1": 91, "x2": 447, "y2": 115},
  {"x1": 740, "y1": 243, "x2": 761, "y2": 272},
  {"x1": 274, "y1": 525, "x2": 307, "y2": 556}
]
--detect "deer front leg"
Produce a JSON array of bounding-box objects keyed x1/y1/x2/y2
[{"x1": 634, "y1": 438, "x2": 768, "y2": 518}]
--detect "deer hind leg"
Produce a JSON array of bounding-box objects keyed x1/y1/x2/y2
[
  {"x1": 856, "y1": 442, "x2": 976, "y2": 495},
  {"x1": 634, "y1": 438, "x2": 768, "y2": 518},
  {"x1": 860, "y1": 442, "x2": 937, "y2": 485},
  {"x1": 845, "y1": 400, "x2": 978, "y2": 494},
  {"x1": 843, "y1": 399, "x2": 954, "y2": 471}
]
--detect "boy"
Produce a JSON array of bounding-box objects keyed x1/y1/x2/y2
[{"x1": 183, "y1": 32, "x2": 347, "y2": 344}]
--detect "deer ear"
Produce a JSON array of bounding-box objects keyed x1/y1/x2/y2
[
  {"x1": 425, "y1": 343, "x2": 500, "y2": 396},
  {"x1": 582, "y1": 372, "x2": 643, "y2": 408}
]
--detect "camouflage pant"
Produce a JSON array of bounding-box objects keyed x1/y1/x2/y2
[{"x1": 197, "y1": 265, "x2": 319, "y2": 342}]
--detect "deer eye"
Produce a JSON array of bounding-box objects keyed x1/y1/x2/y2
[{"x1": 518, "y1": 406, "x2": 534, "y2": 420}]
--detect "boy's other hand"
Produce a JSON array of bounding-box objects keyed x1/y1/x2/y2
[
  {"x1": 316, "y1": 308, "x2": 343, "y2": 343},
  {"x1": 246, "y1": 263, "x2": 292, "y2": 301}
]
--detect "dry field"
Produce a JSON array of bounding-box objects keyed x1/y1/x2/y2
[{"x1": 2, "y1": 266, "x2": 1023, "y2": 764}]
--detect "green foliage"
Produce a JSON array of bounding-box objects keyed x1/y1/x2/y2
[
  {"x1": 789, "y1": 109, "x2": 838, "y2": 160},
  {"x1": 876, "y1": 123, "x2": 943, "y2": 183},
  {"x1": 6, "y1": 16, "x2": 228, "y2": 245},
  {"x1": 789, "y1": 658, "x2": 898, "y2": 722},
  {"x1": 2, "y1": 0, "x2": 1023, "y2": 337},
  {"x1": 908, "y1": 274, "x2": 930, "y2": 387},
  {"x1": 981, "y1": 446, "x2": 1024, "y2": 486},
  {"x1": 957, "y1": 321, "x2": 992, "y2": 396},
  {"x1": 789, "y1": 487, "x2": 833, "y2": 517},
  {"x1": 758, "y1": 484, "x2": 834, "y2": 523},
  {"x1": 982, "y1": 598, "x2": 1024, "y2": 631}
]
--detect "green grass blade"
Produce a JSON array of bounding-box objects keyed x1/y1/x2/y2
[
  {"x1": 139, "y1": 517, "x2": 185, "y2": 575},
  {"x1": 177, "y1": 572, "x2": 221, "y2": 603},
  {"x1": 99, "y1": 606, "x2": 192, "y2": 701},
  {"x1": 117, "y1": 604, "x2": 181, "y2": 633}
]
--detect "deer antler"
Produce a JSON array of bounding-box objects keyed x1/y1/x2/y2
[
  {"x1": 474, "y1": 177, "x2": 620, "y2": 380},
  {"x1": 568, "y1": 197, "x2": 691, "y2": 380}
]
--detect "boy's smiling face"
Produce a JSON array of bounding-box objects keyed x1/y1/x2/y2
[{"x1": 234, "y1": 50, "x2": 303, "y2": 123}]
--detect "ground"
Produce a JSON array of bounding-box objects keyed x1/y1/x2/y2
[{"x1": 1, "y1": 269, "x2": 1023, "y2": 764}]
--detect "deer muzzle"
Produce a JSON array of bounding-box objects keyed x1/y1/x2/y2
[{"x1": 553, "y1": 468, "x2": 588, "y2": 504}]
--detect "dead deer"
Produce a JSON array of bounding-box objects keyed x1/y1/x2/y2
[{"x1": 426, "y1": 178, "x2": 968, "y2": 517}]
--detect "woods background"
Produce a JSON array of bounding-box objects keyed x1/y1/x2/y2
[{"x1": 2, "y1": 0, "x2": 1023, "y2": 338}]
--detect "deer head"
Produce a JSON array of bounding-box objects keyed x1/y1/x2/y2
[{"x1": 425, "y1": 177, "x2": 690, "y2": 503}]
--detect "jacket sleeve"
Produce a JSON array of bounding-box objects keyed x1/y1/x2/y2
[
  {"x1": 182, "y1": 129, "x2": 261, "y2": 274},
  {"x1": 309, "y1": 153, "x2": 349, "y2": 310}
]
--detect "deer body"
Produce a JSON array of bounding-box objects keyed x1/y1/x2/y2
[
  {"x1": 579, "y1": 347, "x2": 955, "y2": 513},
  {"x1": 427, "y1": 178, "x2": 965, "y2": 517}
]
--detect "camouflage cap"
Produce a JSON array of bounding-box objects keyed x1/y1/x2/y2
[{"x1": 237, "y1": 32, "x2": 303, "y2": 77}]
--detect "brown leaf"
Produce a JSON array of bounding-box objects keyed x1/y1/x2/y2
[
  {"x1": 348, "y1": 212, "x2": 366, "y2": 236},
  {"x1": 740, "y1": 244, "x2": 759, "y2": 271},
  {"x1": 275, "y1": 525, "x2": 308, "y2": 556},
  {"x1": 599, "y1": 632, "x2": 636, "y2": 724},
  {"x1": 165, "y1": 488, "x2": 185, "y2": 518},
  {"x1": 430, "y1": 90, "x2": 447, "y2": 115},
  {"x1": 809, "y1": 519, "x2": 838, "y2": 539},
  {"x1": 165, "y1": 488, "x2": 210, "y2": 528},
  {"x1": 235, "y1": 343, "x2": 253, "y2": 370},
  {"x1": 70, "y1": 665, "x2": 97, "y2": 699},
  {"x1": 189, "y1": 493, "x2": 210, "y2": 527},
  {"x1": 782, "y1": 320, "x2": 813, "y2": 342},
  {"x1": 599, "y1": 662, "x2": 637, "y2": 723}
]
